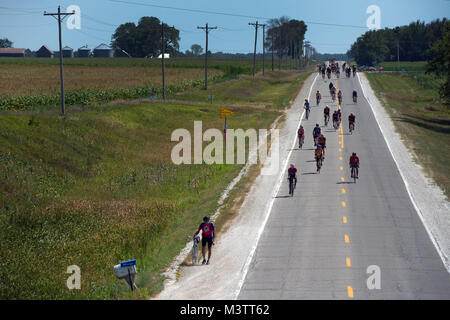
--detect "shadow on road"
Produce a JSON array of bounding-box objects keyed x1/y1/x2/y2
[
  {"x1": 274, "y1": 195, "x2": 292, "y2": 199},
  {"x1": 302, "y1": 172, "x2": 318, "y2": 175},
  {"x1": 336, "y1": 181, "x2": 354, "y2": 184}
]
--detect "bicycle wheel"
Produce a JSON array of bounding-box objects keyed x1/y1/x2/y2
[{"x1": 192, "y1": 244, "x2": 198, "y2": 264}]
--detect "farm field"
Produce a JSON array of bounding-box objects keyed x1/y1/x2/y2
[
  {"x1": 0, "y1": 69, "x2": 311, "y2": 299},
  {"x1": 0, "y1": 64, "x2": 222, "y2": 96},
  {"x1": 0, "y1": 57, "x2": 269, "y2": 110}
]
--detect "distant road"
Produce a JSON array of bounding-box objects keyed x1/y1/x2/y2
[{"x1": 238, "y1": 66, "x2": 450, "y2": 299}]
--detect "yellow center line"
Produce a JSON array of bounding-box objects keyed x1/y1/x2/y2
[
  {"x1": 341, "y1": 177, "x2": 345, "y2": 182},
  {"x1": 344, "y1": 234, "x2": 350, "y2": 243},
  {"x1": 340, "y1": 166, "x2": 343, "y2": 171},
  {"x1": 343, "y1": 216, "x2": 347, "y2": 223},
  {"x1": 341, "y1": 201, "x2": 346, "y2": 207},
  {"x1": 339, "y1": 156, "x2": 343, "y2": 161},
  {"x1": 341, "y1": 188, "x2": 346, "y2": 194},
  {"x1": 346, "y1": 257, "x2": 351, "y2": 267},
  {"x1": 347, "y1": 286, "x2": 354, "y2": 298}
]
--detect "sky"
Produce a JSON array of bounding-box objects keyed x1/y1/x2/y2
[{"x1": 0, "y1": 0, "x2": 449, "y2": 54}]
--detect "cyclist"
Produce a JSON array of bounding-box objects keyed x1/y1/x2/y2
[
  {"x1": 287, "y1": 163, "x2": 298, "y2": 193},
  {"x1": 336, "y1": 68, "x2": 340, "y2": 78},
  {"x1": 193, "y1": 216, "x2": 215, "y2": 265},
  {"x1": 338, "y1": 90, "x2": 343, "y2": 104},
  {"x1": 331, "y1": 87, "x2": 336, "y2": 100},
  {"x1": 317, "y1": 133, "x2": 327, "y2": 157},
  {"x1": 329, "y1": 82, "x2": 334, "y2": 91},
  {"x1": 332, "y1": 111, "x2": 339, "y2": 128},
  {"x1": 349, "y1": 113, "x2": 356, "y2": 132},
  {"x1": 315, "y1": 144, "x2": 324, "y2": 171},
  {"x1": 321, "y1": 67, "x2": 326, "y2": 79},
  {"x1": 323, "y1": 105, "x2": 330, "y2": 125},
  {"x1": 312, "y1": 124, "x2": 321, "y2": 146},
  {"x1": 352, "y1": 65, "x2": 357, "y2": 77},
  {"x1": 297, "y1": 125, "x2": 305, "y2": 148},
  {"x1": 304, "y1": 99, "x2": 311, "y2": 119},
  {"x1": 352, "y1": 90, "x2": 358, "y2": 102},
  {"x1": 349, "y1": 152, "x2": 360, "y2": 179},
  {"x1": 337, "y1": 109, "x2": 342, "y2": 123},
  {"x1": 316, "y1": 90, "x2": 321, "y2": 105}
]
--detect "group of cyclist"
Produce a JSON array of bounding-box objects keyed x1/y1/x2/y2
[
  {"x1": 319, "y1": 62, "x2": 357, "y2": 80},
  {"x1": 291, "y1": 61, "x2": 361, "y2": 192}
]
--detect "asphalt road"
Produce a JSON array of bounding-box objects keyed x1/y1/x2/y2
[{"x1": 238, "y1": 67, "x2": 450, "y2": 299}]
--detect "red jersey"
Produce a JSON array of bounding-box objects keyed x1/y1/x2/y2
[
  {"x1": 349, "y1": 155, "x2": 359, "y2": 164},
  {"x1": 288, "y1": 167, "x2": 297, "y2": 177},
  {"x1": 298, "y1": 128, "x2": 304, "y2": 136}
]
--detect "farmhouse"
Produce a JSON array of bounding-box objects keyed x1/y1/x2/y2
[
  {"x1": 0, "y1": 48, "x2": 26, "y2": 57},
  {"x1": 36, "y1": 45, "x2": 54, "y2": 58}
]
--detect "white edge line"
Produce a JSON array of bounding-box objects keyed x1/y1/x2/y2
[
  {"x1": 357, "y1": 73, "x2": 449, "y2": 272},
  {"x1": 233, "y1": 73, "x2": 319, "y2": 299}
]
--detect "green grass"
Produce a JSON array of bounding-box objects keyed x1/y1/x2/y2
[
  {"x1": 375, "y1": 61, "x2": 428, "y2": 72},
  {"x1": 0, "y1": 69, "x2": 310, "y2": 299},
  {"x1": 366, "y1": 72, "x2": 450, "y2": 198}
]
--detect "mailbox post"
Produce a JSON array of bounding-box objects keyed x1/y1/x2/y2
[{"x1": 114, "y1": 259, "x2": 137, "y2": 291}]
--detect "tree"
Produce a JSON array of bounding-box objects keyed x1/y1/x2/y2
[
  {"x1": 111, "y1": 17, "x2": 180, "y2": 57},
  {"x1": 190, "y1": 44, "x2": 203, "y2": 56},
  {"x1": 0, "y1": 38, "x2": 13, "y2": 48},
  {"x1": 427, "y1": 21, "x2": 450, "y2": 101},
  {"x1": 266, "y1": 17, "x2": 307, "y2": 60}
]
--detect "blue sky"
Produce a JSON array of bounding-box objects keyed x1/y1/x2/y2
[{"x1": 0, "y1": 0, "x2": 448, "y2": 53}]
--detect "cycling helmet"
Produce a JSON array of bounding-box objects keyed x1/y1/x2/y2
[
  {"x1": 352, "y1": 152, "x2": 356, "y2": 156},
  {"x1": 203, "y1": 216, "x2": 210, "y2": 222},
  {"x1": 316, "y1": 124, "x2": 319, "y2": 127},
  {"x1": 290, "y1": 163, "x2": 295, "y2": 167}
]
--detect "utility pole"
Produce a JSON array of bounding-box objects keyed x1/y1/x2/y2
[
  {"x1": 248, "y1": 21, "x2": 259, "y2": 77},
  {"x1": 278, "y1": 28, "x2": 282, "y2": 70},
  {"x1": 271, "y1": 32, "x2": 274, "y2": 71},
  {"x1": 161, "y1": 22, "x2": 166, "y2": 100},
  {"x1": 397, "y1": 40, "x2": 400, "y2": 71},
  {"x1": 261, "y1": 24, "x2": 266, "y2": 75},
  {"x1": 44, "y1": 6, "x2": 74, "y2": 116},
  {"x1": 197, "y1": 23, "x2": 217, "y2": 90}
]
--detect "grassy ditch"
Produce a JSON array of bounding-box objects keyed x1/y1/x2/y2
[{"x1": 366, "y1": 71, "x2": 449, "y2": 198}]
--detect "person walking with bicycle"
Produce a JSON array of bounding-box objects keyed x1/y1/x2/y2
[{"x1": 193, "y1": 216, "x2": 215, "y2": 265}]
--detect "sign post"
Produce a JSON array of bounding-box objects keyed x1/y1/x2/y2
[
  {"x1": 220, "y1": 107, "x2": 235, "y2": 141},
  {"x1": 114, "y1": 259, "x2": 137, "y2": 291}
]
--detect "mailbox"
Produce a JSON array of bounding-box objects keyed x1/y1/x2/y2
[{"x1": 114, "y1": 259, "x2": 137, "y2": 291}]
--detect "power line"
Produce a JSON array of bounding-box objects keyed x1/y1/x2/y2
[{"x1": 108, "y1": 0, "x2": 368, "y2": 29}]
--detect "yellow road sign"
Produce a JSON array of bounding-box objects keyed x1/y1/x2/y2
[{"x1": 220, "y1": 107, "x2": 235, "y2": 118}]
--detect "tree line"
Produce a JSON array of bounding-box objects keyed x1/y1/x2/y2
[{"x1": 348, "y1": 18, "x2": 448, "y2": 66}]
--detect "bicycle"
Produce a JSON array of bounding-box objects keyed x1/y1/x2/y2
[
  {"x1": 351, "y1": 166, "x2": 358, "y2": 183},
  {"x1": 324, "y1": 114, "x2": 329, "y2": 126},
  {"x1": 316, "y1": 156, "x2": 323, "y2": 173},
  {"x1": 298, "y1": 135, "x2": 304, "y2": 149},
  {"x1": 288, "y1": 177, "x2": 297, "y2": 196},
  {"x1": 353, "y1": 96, "x2": 357, "y2": 103},
  {"x1": 190, "y1": 235, "x2": 201, "y2": 265},
  {"x1": 305, "y1": 108, "x2": 310, "y2": 120},
  {"x1": 349, "y1": 122, "x2": 355, "y2": 134},
  {"x1": 316, "y1": 96, "x2": 321, "y2": 106}
]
